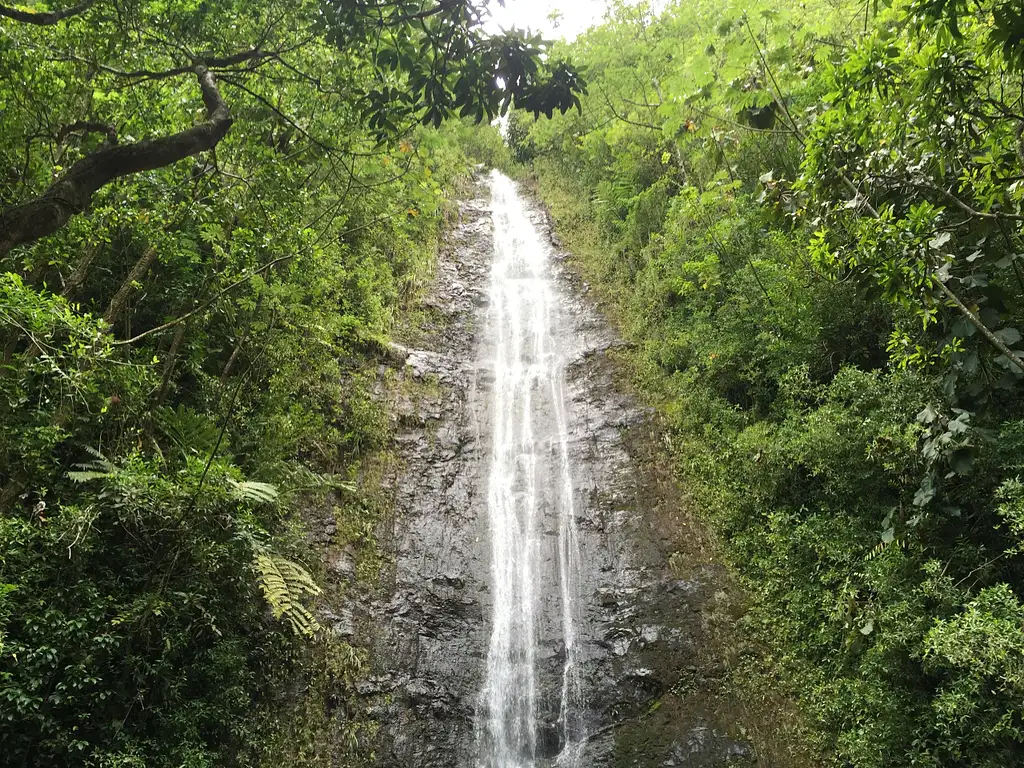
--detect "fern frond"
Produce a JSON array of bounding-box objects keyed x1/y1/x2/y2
[
  {"x1": 332, "y1": 479, "x2": 358, "y2": 494},
  {"x1": 866, "y1": 541, "x2": 888, "y2": 561},
  {"x1": 67, "y1": 470, "x2": 111, "y2": 484},
  {"x1": 154, "y1": 405, "x2": 221, "y2": 457},
  {"x1": 82, "y1": 445, "x2": 110, "y2": 463},
  {"x1": 254, "y1": 551, "x2": 322, "y2": 637},
  {"x1": 67, "y1": 448, "x2": 114, "y2": 483},
  {"x1": 866, "y1": 532, "x2": 906, "y2": 561},
  {"x1": 228, "y1": 479, "x2": 279, "y2": 504}
]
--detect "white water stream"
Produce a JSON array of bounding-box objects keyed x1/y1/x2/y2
[{"x1": 480, "y1": 171, "x2": 586, "y2": 768}]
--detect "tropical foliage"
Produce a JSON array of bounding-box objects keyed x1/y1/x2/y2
[
  {"x1": 0, "y1": 0, "x2": 560, "y2": 765},
  {"x1": 525, "y1": 0, "x2": 1024, "y2": 763},
  {"x1": 9, "y1": 0, "x2": 1024, "y2": 763}
]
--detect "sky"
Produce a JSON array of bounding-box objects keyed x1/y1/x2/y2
[{"x1": 485, "y1": 0, "x2": 610, "y2": 41}]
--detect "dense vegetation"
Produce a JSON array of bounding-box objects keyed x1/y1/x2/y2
[
  {"x1": 0, "y1": 0, "x2": 570, "y2": 764},
  {"x1": 8, "y1": 0, "x2": 1024, "y2": 763},
  {"x1": 524, "y1": 0, "x2": 1024, "y2": 764}
]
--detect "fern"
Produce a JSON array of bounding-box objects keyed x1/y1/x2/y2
[
  {"x1": 67, "y1": 447, "x2": 114, "y2": 484},
  {"x1": 254, "y1": 551, "x2": 322, "y2": 637},
  {"x1": 154, "y1": 405, "x2": 221, "y2": 458},
  {"x1": 228, "y1": 479, "x2": 279, "y2": 504}
]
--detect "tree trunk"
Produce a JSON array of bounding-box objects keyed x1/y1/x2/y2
[
  {"x1": 220, "y1": 298, "x2": 261, "y2": 384},
  {"x1": 62, "y1": 243, "x2": 102, "y2": 297},
  {"x1": 0, "y1": 66, "x2": 232, "y2": 256},
  {"x1": 220, "y1": 331, "x2": 248, "y2": 384},
  {"x1": 103, "y1": 246, "x2": 158, "y2": 329},
  {"x1": 154, "y1": 320, "x2": 190, "y2": 407}
]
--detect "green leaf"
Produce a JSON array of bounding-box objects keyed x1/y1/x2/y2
[{"x1": 995, "y1": 327, "x2": 1022, "y2": 346}]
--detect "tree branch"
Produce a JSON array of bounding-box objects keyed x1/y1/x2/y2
[
  {"x1": 218, "y1": 74, "x2": 336, "y2": 152},
  {"x1": 0, "y1": 0, "x2": 96, "y2": 25},
  {"x1": 90, "y1": 48, "x2": 277, "y2": 83},
  {"x1": 61, "y1": 243, "x2": 101, "y2": 296},
  {"x1": 112, "y1": 254, "x2": 296, "y2": 346},
  {"x1": 0, "y1": 65, "x2": 232, "y2": 256},
  {"x1": 937, "y1": 280, "x2": 1024, "y2": 372},
  {"x1": 906, "y1": 179, "x2": 1024, "y2": 222},
  {"x1": 598, "y1": 82, "x2": 661, "y2": 131},
  {"x1": 745, "y1": 18, "x2": 803, "y2": 139},
  {"x1": 154, "y1": 317, "x2": 190, "y2": 406},
  {"x1": 103, "y1": 245, "x2": 158, "y2": 327},
  {"x1": 56, "y1": 121, "x2": 118, "y2": 146}
]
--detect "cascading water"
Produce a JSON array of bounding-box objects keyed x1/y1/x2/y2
[
  {"x1": 480, "y1": 171, "x2": 586, "y2": 768},
  {"x1": 370, "y1": 169, "x2": 752, "y2": 768}
]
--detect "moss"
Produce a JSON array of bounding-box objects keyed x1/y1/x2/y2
[{"x1": 257, "y1": 635, "x2": 375, "y2": 768}]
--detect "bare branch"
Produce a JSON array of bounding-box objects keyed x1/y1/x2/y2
[
  {"x1": 218, "y1": 74, "x2": 336, "y2": 152},
  {"x1": 61, "y1": 243, "x2": 101, "y2": 296},
  {"x1": 910, "y1": 179, "x2": 1024, "y2": 222},
  {"x1": 104, "y1": 246, "x2": 158, "y2": 327},
  {"x1": 93, "y1": 48, "x2": 276, "y2": 83},
  {"x1": 598, "y1": 82, "x2": 661, "y2": 131},
  {"x1": 938, "y1": 280, "x2": 1024, "y2": 372}
]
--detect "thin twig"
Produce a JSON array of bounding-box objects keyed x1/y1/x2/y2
[{"x1": 112, "y1": 254, "x2": 296, "y2": 345}]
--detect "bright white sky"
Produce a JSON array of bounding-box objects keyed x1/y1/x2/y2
[{"x1": 485, "y1": 0, "x2": 610, "y2": 41}]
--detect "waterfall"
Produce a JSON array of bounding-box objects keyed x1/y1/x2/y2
[{"x1": 480, "y1": 171, "x2": 586, "y2": 768}]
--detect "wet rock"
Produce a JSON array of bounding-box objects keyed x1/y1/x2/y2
[
  {"x1": 667, "y1": 578, "x2": 703, "y2": 596},
  {"x1": 355, "y1": 174, "x2": 758, "y2": 768},
  {"x1": 330, "y1": 613, "x2": 357, "y2": 638},
  {"x1": 356, "y1": 676, "x2": 392, "y2": 696},
  {"x1": 431, "y1": 573, "x2": 466, "y2": 589},
  {"x1": 355, "y1": 178, "x2": 494, "y2": 768},
  {"x1": 329, "y1": 547, "x2": 356, "y2": 580},
  {"x1": 662, "y1": 724, "x2": 753, "y2": 767},
  {"x1": 535, "y1": 718, "x2": 563, "y2": 758}
]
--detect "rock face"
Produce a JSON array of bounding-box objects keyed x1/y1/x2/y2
[
  {"x1": 360, "y1": 174, "x2": 753, "y2": 768},
  {"x1": 358, "y1": 192, "x2": 492, "y2": 768}
]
